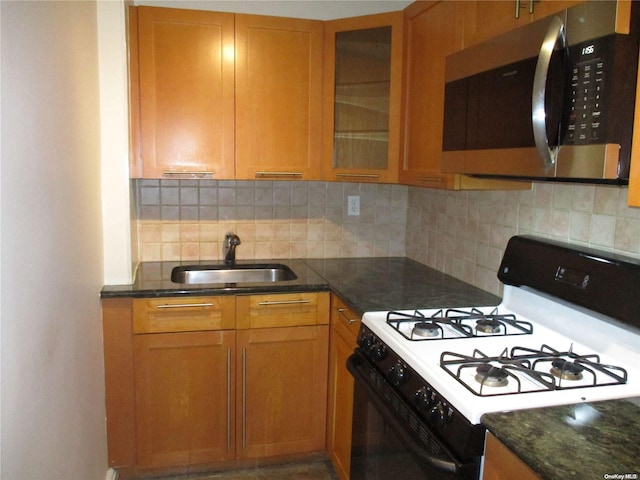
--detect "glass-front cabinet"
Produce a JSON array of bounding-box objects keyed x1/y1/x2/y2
[{"x1": 322, "y1": 12, "x2": 403, "y2": 183}]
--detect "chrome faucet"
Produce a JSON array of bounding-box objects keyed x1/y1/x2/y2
[{"x1": 223, "y1": 232, "x2": 241, "y2": 264}]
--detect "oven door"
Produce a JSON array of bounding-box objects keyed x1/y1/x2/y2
[{"x1": 347, "y1": 352, "x2": 479, "y2": 480}]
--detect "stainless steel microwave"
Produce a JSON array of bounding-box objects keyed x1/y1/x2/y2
[{"x1": 441, "y1": 1, "x2": 640, "y2": 183}]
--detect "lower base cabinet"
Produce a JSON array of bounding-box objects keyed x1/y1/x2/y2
[
  {"x1": 134, "y1": 331, "x2": 236, "y2": 468},
  {"x1": 326, "y1": 295, "x2": 361, "y2": 480},
  {"x1": 102, "y1": 292, "x2": 330, "y2": 473},
  {"x1": 237, "y1": 326, "x2": 328, "y2": 459},
  {"x1": 483, "y1": 432, "x2": 541, "y2": 480}
]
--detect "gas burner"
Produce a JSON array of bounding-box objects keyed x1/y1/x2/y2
[
  {"x1": 386, "y1": 307, "x2": 533, "y2": 341},
  {"x1": 550, "y1": 359, "x2": 584, "y2": 381},
  {"x1": 475, "y1": 318, "x2": 502, "y2": 334},
  {"x1": 475, "y1": 364, "x2": 509, "y2": 387},
  {"x1": 412, "y1": 322, "x2": 441, "y2": 338}
]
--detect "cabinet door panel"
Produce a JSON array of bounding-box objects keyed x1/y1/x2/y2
[
  {"x1": 327, "y1": 295, "x2": 360, "y2": 480},
  {"x1": 464, "y1": 1, "x2": 527, "y2": 47},
  {"x1": 137, "y1": 7, "x2": 234, "y2": 178},
  {"x1": 235, "y1": 15, "x2": 322, "y2": 180},
  {"x1": 133, "y1": 296, "x2": 235, "y2": 333},
  {"x1": 322, "y1": 12, "x2": 403, "y2": 183},
  {"x1": 235, "y1": 292, "x2": 329, "y2": 329},
  {"x1": 236, "y1": 326, "x2": 328, "y2": 459},
  {"x1": 134, "y1": 331, "x2": 235, "y2": 468},
  {"x1": 483, "y1": 433, "x2": 541, "y2": 480},
  {"x1": 400, "y1": 1, "x2": 463, "y2": 188}
]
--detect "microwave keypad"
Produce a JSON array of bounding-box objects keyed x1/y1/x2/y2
[{"x1": 567, "y1": 59, "x2": 605, "y2": 144}]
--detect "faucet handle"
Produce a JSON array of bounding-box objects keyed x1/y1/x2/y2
[{"x1": 225, "y1": 232, "x2": 241, "y2": 246}]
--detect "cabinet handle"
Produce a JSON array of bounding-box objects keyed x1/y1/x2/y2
[
  {"x1": 338, "y1": 308, "x2": 360, "y2": 325},
  {"x1": 162, "y1": 170, "x2": 214, "y2": 178},
  {"x1": 417, "y1": 176, "x2": 444, "y2": 183},
  {"x1": 155, "y1": 302, "x2": 214, "y2": 309},
  {"x1": 241, "y1": 348, "x2": 247, "y2": 450},
  {"x1": 335, "y1": 173, "x2": 379, "y2": 179},
  {"x1": 254, "y1": 171, "x2": 303, "y2": 178},
  {"x1": 227, "y1": 347, "x2": 231, "y2": 451},
  {"x1": 515, "y1": 0, "x2": 536, "y2": 19},
  {"x1": 257, "y1": 299, "x2": 311, "y2": 306}
]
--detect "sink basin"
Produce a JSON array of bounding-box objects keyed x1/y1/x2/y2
[{"x1": 171, "y1": 264, "x2": 298, "y2": 285}]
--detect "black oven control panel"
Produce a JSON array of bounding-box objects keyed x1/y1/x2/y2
[{"x1": 356, "y1": 325, "x2": 486, "y2": 460}]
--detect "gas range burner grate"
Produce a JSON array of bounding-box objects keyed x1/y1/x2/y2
[
  {"x1": 440, "y1": 344, "x2": 628, "y2": 397},
  {"x1": 440, "y1": 348, "x2": 556, "y2": 396},
  {"x1": 386, "y1": 307, "x2": 533, "y2": 341},
  {"x1": 510, "y1": 344, "x2": 628, "y2": 388}
]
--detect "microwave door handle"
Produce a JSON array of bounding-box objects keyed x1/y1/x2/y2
[{"x1": 532, "y1": 16, "x2": 566, "y2": 172}]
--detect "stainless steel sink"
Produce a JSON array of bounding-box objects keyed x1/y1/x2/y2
[{"x1": 171, "y1": 264, "x2": 298, "y2": 285}]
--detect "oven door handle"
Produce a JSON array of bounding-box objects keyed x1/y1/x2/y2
[{"x1": 347, "y1": 353, "x2": 463, "y2": 475}]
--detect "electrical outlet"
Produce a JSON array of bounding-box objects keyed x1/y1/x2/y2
[{"x1": 348, "y1": 195, "x2": 360, "y2": 216}]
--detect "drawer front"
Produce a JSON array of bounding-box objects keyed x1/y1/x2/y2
[
  {"x1": 133, "y1": 296, "x2": 236, "y2": 333},
  {"x1": 331, "y1": 295, "x2": 361, "y2": 343},
  {"x1": 236, "y1": 292, "x2": 330, "y2": 329}
]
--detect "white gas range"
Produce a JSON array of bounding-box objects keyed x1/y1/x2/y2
[
  {"x1": 362, "y1": 286, "x2": 640, "y2": 425},
  {"x1": 348, "y1": 236, "x2": 640, "y2": 480}
]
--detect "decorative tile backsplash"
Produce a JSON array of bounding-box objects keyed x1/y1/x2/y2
[
  {"x1": 135, "y1": 179, "x2": 408, "y2": 262},
  {"x1": 406, "y1": 183, "x2": 640, "y2": 296},
  {"x1": 134, "y1": 179, "x2": 640, "y2": 296}
]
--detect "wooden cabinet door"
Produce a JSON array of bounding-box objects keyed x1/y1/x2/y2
[
  {"x1": 322, "y1": 12, "x2": 403, "y2": 184},
  {"x1": 464, "y1": 1, "x2": 583, "y2": 47},
  {"x1": 400, "y1": 1, "x2": 464, "y2": 189},
  {"x1": 235, "y1": 292, "x2": 329, "y2": 329},
  {"x1": 133, "y1": 296, "x2": 235, "y2": 333},
  {"x1": 134, "y1": 330, "x2": 236, "y2": 468},
  {"x1": 236, "y1": 325, "x2": 329, "y2": 459},
  {"x1": 483, "y1": 433, "x2": 541, "y2": 480},
  {"x1": 235, "y1": 15, "x2": 323, "y2": 180},
  {"x1": 326, "y1": 295, "x2": 361, "y2": 480},
  {"x1": 530, "y1": 1, "x2": 582, "y2": 21},
  {"x1": 463, "y1": 1, "x2": 529, "y2": 47},
  {"x1": 136, "y1": 7, "x2": 235, "y2": 179}
]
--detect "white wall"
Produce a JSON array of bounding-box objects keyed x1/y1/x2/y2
[
  {"x1": 1, "y1": 2, "x2": 108, "y2": 479},
  {"x1": 98, "y1": 1, "x2": 135, "y2": 285}
]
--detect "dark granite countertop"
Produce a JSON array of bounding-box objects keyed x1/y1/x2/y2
[
  {"x1": 100, "y1": 257, "x2": 501, "y2": 314},
  {"x1": 302, "y1": 257, "x2": 500, "y2": 315},
  {"x1": 99, "y1": 259, "x2": 329, "y2": 298},
  {"x1": 482, "y1": 398, "x2": 640, "y2": 480}
]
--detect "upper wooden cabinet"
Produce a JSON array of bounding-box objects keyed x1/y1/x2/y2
[
  {"x1": 399, "y1": 1, "x2": 464, "y2": 189},
  {"x1": 131, "y1": 7, "x2": 322, "y2": 180},
  {"x1": 235, "y1": 15, "x2": 323, "y2": 180},
  {"x1": 628, "y1": 58, "x2": 640, "y2": 206},
  {"x1": 463, "y1": 0, "x2": 582, "y2": 47},
  {"x1": 133, "y1": 7, "x2": 235, "y2": 179},
  {"x1": 400, "y1": 1, "x2": 530, "y2": 191},
  {"x1": 322, "y1": 12, "x2": 403, "y2": 184}
]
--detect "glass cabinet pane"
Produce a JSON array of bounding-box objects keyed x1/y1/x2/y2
[{"x1": 333, "y1": 26, "x2": 392, "y2": 170}]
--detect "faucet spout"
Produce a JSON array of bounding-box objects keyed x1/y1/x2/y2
[{"x1": 223, "y1": 232, "x2": 241, "y2": 264}]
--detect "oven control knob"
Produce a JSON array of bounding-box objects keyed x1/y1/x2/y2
[
  {"x1": 414, "y1": 387, "x2": 433, "y2": 411},
  {"x1": 388, "y1": 361, "x2": 409, "y2": 385},
  {"x1": 430, "y1": 402, "x2": 448, "y2": 427},
  {"x1": 369, "y1": 342, "x2": 387, "y2": 361}
]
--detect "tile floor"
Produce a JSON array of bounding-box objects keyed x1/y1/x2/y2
[{"x1": 122, "y1": 458, "x2": 338, "y2": 480}]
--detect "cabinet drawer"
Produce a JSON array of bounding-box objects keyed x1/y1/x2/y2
[
  {"x1": 236, "y1": 292, "x2": 330, "y2": 329},
  {"x1": 331, "y1": 295, "x2": 361, "y2": 343},
  {"x1": 133, "y1": 296, "x2": 236, "y2": 333}
]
